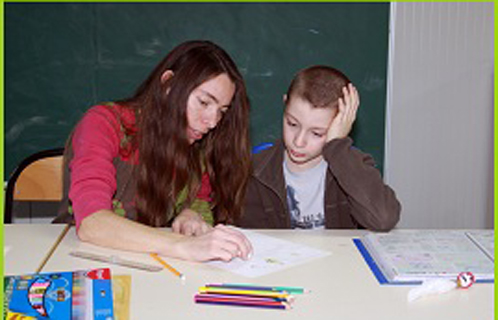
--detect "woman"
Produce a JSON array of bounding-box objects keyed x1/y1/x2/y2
[{"x1": 56, "y1": 40, "x2": 253, "y2": 262}]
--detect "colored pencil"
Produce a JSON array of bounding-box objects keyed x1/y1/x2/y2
[
  {"x1": 199, "y1": 287, "x2": 291, "y2": 298},
  {"x1": 195, "y1": 297, "x2": 290, "y2": 310},
  {"x1": 195, "y1": 293, "x2": 293, "y2": 303},
  {"x1": 150, "y1": 253, "x2": 186, "y2": 280},
  {"x1": 195, "y1": 297, "x2": 288, "y2": 307},
  {"x1": 36, "y1": 224, "x2": 71, "y2": 273},
  {"x1": 206, "y1": 283, "x2": 309, "y2": 294}
]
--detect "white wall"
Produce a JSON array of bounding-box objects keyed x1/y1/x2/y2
[{"x1": 385, "y1": 2, "x2": 494, "y2": 229}]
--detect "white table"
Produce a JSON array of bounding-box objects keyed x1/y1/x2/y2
[
  {"x1": 3, "y1": 224, "x2": 68, "y2": 275},
  {"x1": 4, "y1": 226, "x2": 494, "y2": 320}
]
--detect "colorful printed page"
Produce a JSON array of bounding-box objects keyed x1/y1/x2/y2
[
  {"x1": 208, "y1": 229, "x2": 330, "y2": 278},
  {"x1": 6, "y1": 268, "x2": 114, "y2": 320},
  {"x1": 362, "y1": 230, "x2": 494, "y2": 283}
]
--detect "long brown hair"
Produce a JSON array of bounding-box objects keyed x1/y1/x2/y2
[{"x1": 118, "y1": 40, "x2": 251, "y2": 226}]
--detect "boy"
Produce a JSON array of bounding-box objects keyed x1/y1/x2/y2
[{"x1": 236, "y1": 66, "x2": 400, "y2": 230}]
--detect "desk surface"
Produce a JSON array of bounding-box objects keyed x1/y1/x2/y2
[
  {"x1": 4, "y1": 226, "x2": 494, "y2": 320},
  {"x1": 4, "y1": 224, "x2": 68, "y2": 275}
]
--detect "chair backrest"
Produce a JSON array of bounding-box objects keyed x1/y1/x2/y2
[
  {"x1": 252, "y1": 142, "x2": 274, "y2": 154},
  {"x1": 4, "y1": 148, "x2": 64, "y2": 223}
]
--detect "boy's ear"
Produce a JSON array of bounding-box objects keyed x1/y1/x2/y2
[
  {"x1": 161, "y1": 70, "x2": 174, "y2": 84},
  {"x1": 283, "y1": 94, "x2": 288, "y2": 103}
]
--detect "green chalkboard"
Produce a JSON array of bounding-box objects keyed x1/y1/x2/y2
[{"x1": 5, "y1": 3, "x2": 390, "y2": 175}]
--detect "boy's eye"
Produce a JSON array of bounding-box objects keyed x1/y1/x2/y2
[
  {"x1": 287, "y1": 120, "x2": 297, "y2": 127},
  {"x1": 312, "y1": 132, "x2": 324, "y2": 138}
]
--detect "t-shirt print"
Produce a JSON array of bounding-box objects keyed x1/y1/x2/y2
[{"x1": 286, "y1": 185, "x2": 325, "y2": 229}]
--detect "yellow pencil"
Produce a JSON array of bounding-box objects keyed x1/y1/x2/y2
[
  {"x1": 150, "y1": 253, "x2": 186, "y2": 280},
  {"x1": 198, "y1": 287, "x2": 291, "y2": 298}
]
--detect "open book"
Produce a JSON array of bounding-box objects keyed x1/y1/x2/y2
[{"x1": 354, "y1": 230, "x2": 494, "y2": 285}]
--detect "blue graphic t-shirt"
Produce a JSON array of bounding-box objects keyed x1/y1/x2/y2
[{"x1": 283, "y1": 158, "x2": 327, "y2": 229}]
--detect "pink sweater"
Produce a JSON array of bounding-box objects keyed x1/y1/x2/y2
[{"x1": 69, "y1": 105, "x2": 212, "y2": 228}]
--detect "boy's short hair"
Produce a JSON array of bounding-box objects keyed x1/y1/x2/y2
[{"x1": 286, "y1": 65, "x2": 350, "y2": 109}]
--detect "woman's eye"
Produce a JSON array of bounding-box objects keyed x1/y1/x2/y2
[{"x1": 199, "y1": 99, "x2": 209, "y2": 107}]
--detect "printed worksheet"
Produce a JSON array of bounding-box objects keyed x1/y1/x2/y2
[{"x1": 208, "y1": 230, "x2": 330, "y2": 277}]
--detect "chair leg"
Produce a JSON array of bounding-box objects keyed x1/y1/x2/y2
[{"x1": 4, "y1": 197, "x2": 13, "y2": 224}]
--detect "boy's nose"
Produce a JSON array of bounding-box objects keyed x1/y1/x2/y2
[{"x1": 294, "y1": 132, "x2": 306, "y2": 148}]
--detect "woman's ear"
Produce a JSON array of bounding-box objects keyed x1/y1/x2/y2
[{"x1": 161, "y1": 70, "x2": 174, "y2": 84}]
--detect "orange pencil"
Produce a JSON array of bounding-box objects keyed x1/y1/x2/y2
[{"x1": 150, "y1": 253, "x2": 186, "y2": 280}]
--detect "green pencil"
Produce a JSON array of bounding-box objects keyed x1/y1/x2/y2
[{"x1": 206, "y1": 283, "x2": 309, "y2": 294}]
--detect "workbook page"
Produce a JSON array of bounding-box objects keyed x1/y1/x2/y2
[
  {"x1": 363, "y1": 230, "x2": 494, "y2": 282},
  {"x1": 208, "y1": 230, "x2": 330, "y2": 278},
  {"x1": 466, "y1": 230, "x2": 494, "y2": 261}
]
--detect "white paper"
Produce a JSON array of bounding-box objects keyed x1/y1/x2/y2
[
  {"x1": 208, "y1": 229, "x2": 330, "y2": 278},
  {"x1": 407, "y1": 279, "x2": 457, "y2": 302}
]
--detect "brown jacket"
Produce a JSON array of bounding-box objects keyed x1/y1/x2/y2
[{"x1": 235, "y1": 138, "x2": 401, "y2": 231}]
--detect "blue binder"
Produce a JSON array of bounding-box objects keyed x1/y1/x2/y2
[{"x1": 353, "y1": 238, "x2": 494, "y2": 285}]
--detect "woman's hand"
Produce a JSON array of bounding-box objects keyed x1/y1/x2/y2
[
  {"x1": 326, "y1": 83, "x2": 360, "y2": 142},
  {"x1": 79, "y1": 210, "x2": 252, "y2": 263},
  {"x1": 172, "y1": 208, "x2": 212, "y2": 236},
  {"x1": 173, "y1": 224, "x2": 253, "y2": 262}
]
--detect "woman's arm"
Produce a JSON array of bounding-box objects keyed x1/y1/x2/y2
[
  {"x1": 69, "y1": 106, "x2": 121, "y2": 229},
  {"x1": 78, "y1": 209, "x2": 252, "y2": 262},
  {"x1": 69, "y1": 106, "x2": 252, "y2": 260}
]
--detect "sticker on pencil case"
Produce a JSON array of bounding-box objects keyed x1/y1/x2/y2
[
  {"x1": 457, "y1": 272, "x2": 475, "y2": 289},
  {"x1": 28, "y1": 277, "x2": 52, "y2": 317}
]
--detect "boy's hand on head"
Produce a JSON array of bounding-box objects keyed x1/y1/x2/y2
[
  {"x1": 326, "y1": 83, "x2": 359, "y2": 142},
  {"x1": 172, "y1": 208, "x2": 212, "y2": 236}
]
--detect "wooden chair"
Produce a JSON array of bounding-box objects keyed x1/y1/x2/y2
[{"x1": 4, "y1": 148, "x2": 65, "y2": 223}]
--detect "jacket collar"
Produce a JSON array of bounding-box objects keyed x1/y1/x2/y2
[{"x1": 253, "y1": 139, "x2": 286, "y2": 195}]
